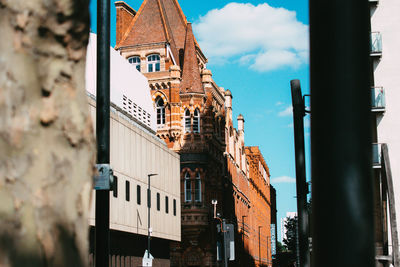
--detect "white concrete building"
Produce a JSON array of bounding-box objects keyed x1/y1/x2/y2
[
  {"x1": 280, "y1": 212, "x2": 297, "y2": 243},
  {"x1": 86, "y1": 33, "x2": 181, "y2": 265},
  {"x1": 370, "y1": 0, "x2": 400, "y2": 265}
]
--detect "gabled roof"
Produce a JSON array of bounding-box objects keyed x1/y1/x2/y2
[
  {"x1": 116, "y1": 0, "x2": 169, "y2": 48},
  {"x1": 116, "y1": 0, "x2": 188, "y2": 49},
  {"x1": 180, "y1": 23, "x2": 204, "y2": 94}
]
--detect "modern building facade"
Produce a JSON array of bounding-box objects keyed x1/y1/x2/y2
[
  {"x1": 369, "y1": 0, "x2": 400, "y2": 266},
  {"x1": 86, "y1": 33, "x2": 181, "y2": 266},
  {"x1": 114, "y1": 0, "x2": 276, "y2": 266}
]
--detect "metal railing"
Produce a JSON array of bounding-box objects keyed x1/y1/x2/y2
[
  {"x1": 372, "y1": 143, "x2": 382, "y2": 167},
  {"x1": 370, "y1": 32, "x2": 382, "y2": 55},
  {"x1": 371, "y1": 87, "x2": 385, "y2": 111}
]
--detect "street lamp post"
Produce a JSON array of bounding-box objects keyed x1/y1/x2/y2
[
  {"x1": 259, "y1": 226, "x2": 263, "y2": 266},
  {"x1": 147, "y1": 173, "x2": 158, "y2": 259}
]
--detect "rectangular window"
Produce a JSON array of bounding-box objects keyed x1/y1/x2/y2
[
  {"x1": 185, "y1": 179, "x2": 192, "y2": 202},
  {"x1": 125, "y1": 181, "x2": 130, "y2": 202},
  {"x1": 173, "y1": 199, "x2": 177, "y2": 216},
  {"x1": 113, "y1": 176, "x2": 118, "y2": 198},
  {"x1": 147, "y1": 189, "x2": 151, "y2": 208},
  {"x1": 185, "y1": 118, "x2": 191, "y2": 132},
  {"x1": 157, "y1": 193, "x2": 160, "y2": 211},
  {"x1": 195, "y1": 179, "x2": 201, "y2": 202},
  {"x1": 193, "y1": 117, "x2": 199, "y2": 133},
  {"x1": 155, "y1": 63, "x2": 160, "y2": 72},
  {"x1": 165, "y1": 196, "x2": 169, "y2": 214},
  {"x1": 148, "y1": 64, "x2": 153, "y2": 72},
  {"x1": 137, "y1": 185, "x2": 141, "y2": 205}
]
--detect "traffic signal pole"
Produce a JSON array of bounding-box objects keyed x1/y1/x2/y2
[
  {"x1": 309, "y1": 0, "x2": 375, "y2": 266},
  {"x1": 95, "y1": 0, "x2": 111, "y2": 266},
  {"x1": 290, "y1": 80, "x2": 310, "y2": 267}
]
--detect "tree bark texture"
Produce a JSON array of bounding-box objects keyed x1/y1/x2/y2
[{"x1": 0, "y1": 0, "x2": 94, "y2": 266}]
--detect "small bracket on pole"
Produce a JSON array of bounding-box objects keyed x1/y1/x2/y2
[
  {"x1": 94, "y1": 164, "x2": 114, "y2": 190},
  {"x1": 303, "y1": 94, "x2": 311, "y2": 114}
]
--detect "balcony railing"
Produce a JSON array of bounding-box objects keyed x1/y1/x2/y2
[
  {"x1": 370, "y1": 32, "x2": 382, "y2": 56},
  {"x1": 371, "y1": 87, "x2": 385, "y2": 112},
  {"x1": 372, "y1": 143, "x2": 382, "y2": 168}
]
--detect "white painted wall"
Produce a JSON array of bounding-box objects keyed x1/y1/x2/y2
[
  {"x1": 87, "y1": 97, "x2": 181, "y2": 241},
  {"x1": 86, "y1": 33, "x2": 157, "y2": 131},
  {"x1": 85, "y1": 33, "x2": 180, "y2": 241},
  {"x1": 371, "y1": 0, "x2": 400, "y2": 256}
]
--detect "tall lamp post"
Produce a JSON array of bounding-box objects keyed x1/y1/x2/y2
[
  {"x1": 147, "y1": 173, "x2": 158, "y2": 258},
  {"x1": 95, "y1": 0, "x2": 110, "y2": 267},
  {"x1": 258, "y1": 226, "x2": 263, "y2": 266}
]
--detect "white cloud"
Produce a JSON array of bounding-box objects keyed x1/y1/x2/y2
[
  {"x1": 279, "y1": 106, "x2": 292, "y2": 117},
  {"x1": 193, "y1": 3, "x2": 309, "y2": 72},
  {"x1": 271, "y1": 176, "x2": 296, "y2": 184}
]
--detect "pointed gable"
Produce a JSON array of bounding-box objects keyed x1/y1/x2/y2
[
  {"x1": 180, "y1": 23, "x2": 204, "y2": 94},
  {"x1": 160, "y1": 0, "x2": 188, "y2": 49},
  {"x1": 117, "y1": 0, "x2": 169, "y2": 48}
]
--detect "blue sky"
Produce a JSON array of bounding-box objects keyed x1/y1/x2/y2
[{"x1": 89, "y1": 0, "x2": 311, "y2": 242}]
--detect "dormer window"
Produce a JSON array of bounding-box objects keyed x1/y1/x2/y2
[
  {"x1": 193, "y1": 108, "x2": 200, "y2": 133},
  {"x1": 155, "y1": 97, "x2": 165, "y2": 126},
  {"x1": 147, "y1": 54, "x2": 160, "y2": 72},
  {"x1": 128, "y1": 56, "x2": 141, "y2": 72}
]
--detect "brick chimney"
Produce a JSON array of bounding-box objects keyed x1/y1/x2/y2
[{"x1": 115, "y1": 1, "x2": 136, "y2": 45}]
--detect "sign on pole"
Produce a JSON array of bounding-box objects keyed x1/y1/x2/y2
[
  {"x1": 271, "y1": 224, "x2": 276, "y2": 256},
  {"x1": 142, "y1": 250, "x2": 154, "y2": 267}
]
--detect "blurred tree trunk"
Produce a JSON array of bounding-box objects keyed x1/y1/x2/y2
[{"x1": 0, "y1": 0, "x2": 94, "y2": 266}]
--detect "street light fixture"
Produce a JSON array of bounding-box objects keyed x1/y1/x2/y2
[{"x1": 147, "y1": 173, "x2": 158, "y2": 259}]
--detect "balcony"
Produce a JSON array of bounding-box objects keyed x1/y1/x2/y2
[
  {"x1": 371, "y1": 87, "x2": 385, "y2": 112},
  {"x1": 372, "y1": 143, "x2": 382, "y2": 168},
  {"x1": 370, "y1": 32, "x2": 382, "y2": 57}
]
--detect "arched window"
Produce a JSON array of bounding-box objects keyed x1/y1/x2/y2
[
  {"x1": 147, "y1": 54, "x2": 160, "y2": 72},
  {"x1": 128, "y1": 56, "x2": 141, "y2": 71},
  {"x1": 155, "y1": 97, "x2": 165, "y2": 126},
  {"x1": 193, "y1": 108, "x2": 200, "y2": 133},
  {"x1": 184, "y1": 173, "x2": 191, "y2": 202},
  {"x1": 184, "y1": 109, "x2": 191, "y2": 132},
  {"x1": 194, "y1": 173, "x2": 201, "y2": 202}
]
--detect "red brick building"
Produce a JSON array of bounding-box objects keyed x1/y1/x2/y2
[{"x1": 115, "y1": 1, "x2": 276, "y2": 266}]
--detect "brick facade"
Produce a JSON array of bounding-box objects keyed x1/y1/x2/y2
[{"x1": 115, "y1": 1, "x2": 275, "y2": 266}]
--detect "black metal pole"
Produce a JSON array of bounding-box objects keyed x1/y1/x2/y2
[
  {"x1": 290, "y1": 79, "x2": 310, "y2": 267},
  {"x1": 148, "y1": 174, "x2": 151, "y2": 258},
  {"x1": 309, "y1": 0, "x2": 374, "y2": 266},
  {"x1": 95, "y1": 0, "x2": 110, "y2": 266}
]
